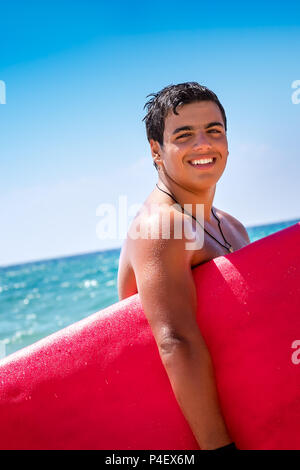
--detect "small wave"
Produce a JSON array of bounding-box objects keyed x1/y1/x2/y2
[
  {"x1": 82, "y1": 279, "x2": 98, "y2": 288},
  {"x1": 5, "y1": 328, "x2": 35, "y2": 345},
  {"x1": 13, "y1": 282, "x2": 27, "y2": 289},
  {"x1": 60, "y1": 282, "x2": 70, "y2": 288},
  {"x1": 26, "y1": 313, "x2": 37, "y2": 321},
  {"x1": 0, "y1": 285, "x2": 9, "y2": 293}
]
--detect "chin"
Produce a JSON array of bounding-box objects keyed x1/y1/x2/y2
[{"x1": 193, "y1": 173, "x2": 220, "y2": 185}]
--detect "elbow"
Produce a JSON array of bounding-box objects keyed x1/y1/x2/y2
[
  {"x1": 157, "y1": 332, "x2": 192, "y2": 357},
  {"x1": 156, "y1": 325, "x2": 206, "y2": 364}
]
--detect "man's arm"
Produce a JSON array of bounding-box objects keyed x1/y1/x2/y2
[{"x1": 130, "y1": 211, "x2": 233, "y2": 450}]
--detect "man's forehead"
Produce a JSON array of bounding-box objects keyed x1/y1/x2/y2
[{"x1": 164, "y1": 101, "x2": 223, "y2": 132}]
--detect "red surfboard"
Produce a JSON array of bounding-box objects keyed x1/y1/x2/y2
[{"x1": 0, "y1": 223, "x2": 299, "y2": 450}]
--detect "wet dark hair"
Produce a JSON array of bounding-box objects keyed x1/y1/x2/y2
[{"x1": 142, "y1": 82, "x2": 227, "y2": 170}]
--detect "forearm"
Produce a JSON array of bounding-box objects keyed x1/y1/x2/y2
[{"x1": 159, "y1": 336, "x2": 232, "y2": 450}]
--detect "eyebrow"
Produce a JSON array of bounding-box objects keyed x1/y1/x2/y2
[
  {"x1": 172, "y1": 121, "x2": 224, "y2": 135},
  {"x1": 205, "y1": 121, "x2": 224, "y2": 129}
]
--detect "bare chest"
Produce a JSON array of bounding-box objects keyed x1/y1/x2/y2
[
  {"x1": 191, "y1": 220, "x2": 248, "y2": 267},
  {"x1": 118, "y1": 217, "x2": 248, "y2": 299}
]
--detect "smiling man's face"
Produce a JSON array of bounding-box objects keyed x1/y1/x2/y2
[{"x1": 153, "y1": 100, "x2": 229, "y2": 191}]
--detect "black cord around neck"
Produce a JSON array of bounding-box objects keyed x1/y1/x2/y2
[{"x1": 155, "y1": 183, "x2": 233, "y2": 253}]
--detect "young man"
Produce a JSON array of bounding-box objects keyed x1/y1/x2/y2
[{"x1": 117, "y1": 82, "x2": 250, "y2": 450}]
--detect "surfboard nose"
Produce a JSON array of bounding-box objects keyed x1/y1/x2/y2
[{"x1": 0, "y1": 223, "x2": 299, "y2": 450}]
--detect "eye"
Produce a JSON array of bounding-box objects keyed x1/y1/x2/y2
[
  {"x1": 208, "y1": 129, "x2": 221, "y2": 134},
  {"x1": 176, "y1": 133, "x2": 192, "y2": 139}
]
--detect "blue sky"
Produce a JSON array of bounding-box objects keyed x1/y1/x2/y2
[{"x1": 1, "y1": 0, "x2": 300, "y2": 266}]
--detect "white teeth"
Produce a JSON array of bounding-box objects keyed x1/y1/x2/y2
[{"x1": 190, "y1": 158, "x2": 214, "y2": 165}]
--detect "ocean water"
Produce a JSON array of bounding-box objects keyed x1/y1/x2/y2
[{"x1": 0, "y1": 218, "x2": 299, "y2": 358}]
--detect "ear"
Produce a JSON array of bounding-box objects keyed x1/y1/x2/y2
[{"x1": 150, "y1": 139, "x2": 163, "y2": 168}]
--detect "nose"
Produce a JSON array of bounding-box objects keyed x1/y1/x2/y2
[{"x1": 192, "y1": 132, "x2": 212, "y2": 151}]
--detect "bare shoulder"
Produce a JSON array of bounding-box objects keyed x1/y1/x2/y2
[
  {"x1": 118, "y1": 205, "x2": 198, "y2": 301},
  {"x1": 127, "y1": 204, "x2": 197, "y2": 268},
  {"x1": 214, "y1": 207, "x2": 251, "y2": 244}
]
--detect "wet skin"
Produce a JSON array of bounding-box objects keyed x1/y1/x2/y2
[
  {"x1": 118, "y1": 100, "x2": 250, "y2": 450},
  {"x1": 118, "y1": 101, "x2": 250, "y2": 298}
]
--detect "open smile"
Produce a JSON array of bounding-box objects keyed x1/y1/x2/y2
[{"x1": 188, "y1": 157, "x2": 217, "y2": 169}]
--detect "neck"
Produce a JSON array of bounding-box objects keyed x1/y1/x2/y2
[{"x1": 157, "y1": 174, "x2": 216, "y2": 222}]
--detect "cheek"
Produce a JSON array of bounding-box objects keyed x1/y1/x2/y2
[
  {"x1": 162, "y1": 145, "x2": 184, "y2": 166},
  {"x1": 216, "y1": 139, "x2": 228, "y2": 158}
]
